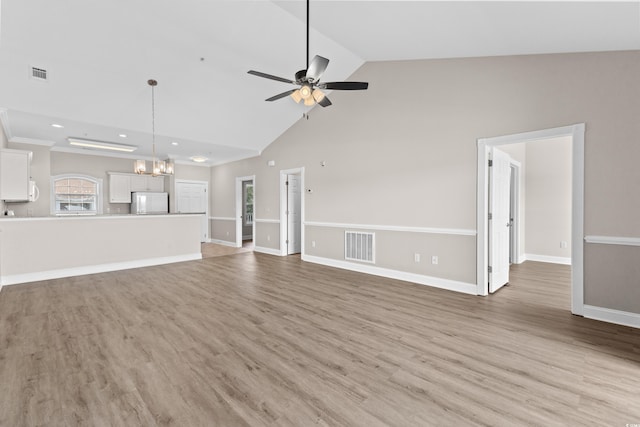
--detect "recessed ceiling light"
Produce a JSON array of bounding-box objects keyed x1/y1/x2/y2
[
  {"x1": 51, "y1": 123, "x2": 64, "y2": 128},
  {"x1": 171, "y1": 141, "x2": 179, "y2": 146},
  {"x1": 190, "y1": 156, "x2": 208, "y2": 163},
  {"x1": 118, "y1": 134, "x2": 127, "y2": 138}
]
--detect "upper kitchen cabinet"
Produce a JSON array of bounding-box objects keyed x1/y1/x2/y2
[
  {"x1": 108, "y1": 173, "x2": 132, "y2": 203},
  {"x1": 131, "y1": 175, "x2": 165, "y2": 192},
  {"x1": 0, "y1": 149, "x2": 31, "y2": 201}
]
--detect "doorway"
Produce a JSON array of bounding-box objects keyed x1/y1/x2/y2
[
  {"x1": 235, "y1": 175, "x2": 255, "y2": 249},
  {"x1": 175, "y1": 180, "x2": 209, "y2": 242},
  {"x1": 280, "y1": 168, "x2": 304, "y2": 256},
  {"x1": 477, "y1": 124, "x2": 585, "y2": 315}
]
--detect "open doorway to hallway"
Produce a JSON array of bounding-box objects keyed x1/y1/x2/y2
[
  {"x1": 490, "y1": 137, "x2": 572, "y2": 294},
  {"x1": 477, "y1": 124, "x2": 585, "y2": 315},
  {"x1": 235, "y1": 175, "x2": 255, "y2": 251}
]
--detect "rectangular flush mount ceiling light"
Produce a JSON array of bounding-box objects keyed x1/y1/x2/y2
[{"x1": 67, "y1": 137, "x2": 137, "y2": 153}]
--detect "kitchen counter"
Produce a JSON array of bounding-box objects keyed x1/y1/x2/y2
[{"x1": 0, "y1": 214, "x2": 202, "y2": 286}]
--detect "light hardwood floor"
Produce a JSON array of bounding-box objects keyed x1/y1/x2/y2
[
  {"x1": 0, "y1": 255, "x2": 638, "y2": 426},
  {"x1": 201, "y1": 241, "x2": 254, "y2": 259}
]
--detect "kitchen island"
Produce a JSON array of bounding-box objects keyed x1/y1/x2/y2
[{"x1": 0, "y1": 214, "x2": 202, "y2": 287}]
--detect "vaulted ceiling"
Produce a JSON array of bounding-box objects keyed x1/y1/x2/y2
[{"x1": 1, "y1": 1, "x2": 638, "y2": 165}]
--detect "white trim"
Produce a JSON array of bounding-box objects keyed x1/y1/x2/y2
[
  {"x1": 303, "y1": 254, "x2": 477, "y2": 295},
  {"x1": 254, "y1": 218, "x2": 280, "y2": 224},
  {"x1": 210, "y1": 216, "x2": 236, "y2": 221},
  {"x1": 509, "y1": 159, "x2": 521, "y2": 265},
  {"x1": 523, "y1": 254, "x2": 572, "y2": 265},
  {"x1": 585, "y1": 235, "x2": 640, "y2": 247},
  {"x1": 0, "y1": 253, "x2": 202, "y2": 286},
  {"x1": 254, "y1": 246, "x2": 282, "y2": 256},
  {"x1": 477, "y1": 124, "x2": 585, "y2": 317},
  {"x1": 9, "y1": 136, "x2": 56, "y2": 147},
  {"x1": 174, "y1": 178, "x2": 207, "y2": 185},
  {"x1": 209, "y1": 238, "x2": 237, "y2": 247},
  {"x1": 280, "y1": 168, "x2": 305, "y2": 257},
  {"x1": 583, "y1": 305, "x2": 640, "y2": 329},
  {"x1": 305, "y1": 221, "x2": 476, "y2": 236}
]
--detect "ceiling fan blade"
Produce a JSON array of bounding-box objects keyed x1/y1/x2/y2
[
  {"x1": 248, "y1": 70, "x2": 295, "y2": 85},
  {"x1": 305, "y1": 55, "x2": 329, "y2": 82},
  {"x1": 320, "y1": 81, "x2": 369, "y2": 90},
  {"x1": 265, "y1": 89, "x2": 297, "y2": 102},
  {"x1": 318, "y1": 96, "x2": 332, "y2": 107}
]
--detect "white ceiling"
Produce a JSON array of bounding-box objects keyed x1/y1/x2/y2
[{"x1": 1, "y1": 1, "x2": 638, "y2": 165}]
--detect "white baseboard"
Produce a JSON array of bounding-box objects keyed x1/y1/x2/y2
[
  {"x1": 523, "y1": 253, "x2": 571, "y2": 265},
  {"x1": 254, "y1": 246, "x2": 282, "y2": 256},
  {"x1": 209, "y1": 239, "x2": 238, "y2": 248},
  {"x1": 583, "y1": 305, "x2": 640, "y2": 329},
  {"x1": 302, "y1": 254, "x2": 477, "y2": 295},
  {"x1": 0, "y1": 253, "x2": 203, "y2": 287}
]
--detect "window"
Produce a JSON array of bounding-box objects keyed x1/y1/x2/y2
[
  {"x1": 51, "y1": 175, "x2": 103, "y2": 215},
  {"x1": 243, "y1": 181, "x2": 253, "y2": 226}
]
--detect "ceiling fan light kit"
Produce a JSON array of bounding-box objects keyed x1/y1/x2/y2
[{"x1": 247, "y1": 0, "x2": 368, "y2": 108}]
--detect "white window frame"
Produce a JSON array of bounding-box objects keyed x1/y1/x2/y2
[{"x1": 50, "y1": 174, "x2": 103, "y2": 216}]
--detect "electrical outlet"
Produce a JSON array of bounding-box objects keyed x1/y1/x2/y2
[
  {"x1": 226, "y1": 231, "x2": 229, "y2": 236},
  {"x1": 560, "y1": 241, "x2": 568, "y2": 248},
  {"x1": 431, "y1": 256, "x2": 439, "y2": 265},
  {"x1": 267, "y1": 235, "x2": 271, "y2": 241},
  {"x1": 414, "y1": 253, "x2": 420, "y2": 263},
  {"x1": 312, "y1": 240, "x2": 316, "y2": 248}
]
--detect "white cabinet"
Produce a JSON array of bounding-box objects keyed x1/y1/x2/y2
[
  {"x1": 131, "y1": 175, "x2": 164, "y2": 192},
  {"x1": 109, "y1": 173, "x2": 165, "y2": 204},
  {"x1": 109, "y1": 173, "x2": 132, "y2": 203},
  {"x1": 0, "y1": 149, "x2": 31, "y2": 201},
  {"x1": 147, "y1": 176, "x2": 165, "y2": 192}
]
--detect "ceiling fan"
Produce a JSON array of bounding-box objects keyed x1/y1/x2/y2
[{"x1": 247, "y1": 0, "x2": 368, "y2": 108}]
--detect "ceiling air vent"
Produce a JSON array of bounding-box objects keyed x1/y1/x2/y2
[{"x1": 30, "y1": 66, "x2": 48, "y2": 81}]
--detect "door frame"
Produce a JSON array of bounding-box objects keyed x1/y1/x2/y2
[
  {"x1": 175, "y1": 179, "x2": 209, "y2": 242},
  {"x1": 476, "y1": 123, "x2": 585, "y2": 316},
  {"x1": 235, "y1": 175, "x2": 255, "y2": 248},
  {"x1": 509, "y1": 159, "x2": 522, "y2": 265},
  {"x1": 279, "y1": 167, "x2": 305, "y2": 256}
]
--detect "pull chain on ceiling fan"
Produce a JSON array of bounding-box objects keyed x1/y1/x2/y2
[{"x1": 247, "y1": 0, "x2": 368, "y2": 108}]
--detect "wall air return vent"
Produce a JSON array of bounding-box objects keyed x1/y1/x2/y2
[
  {"x1": 30, "y1": 66, "x2": 48, "y2": 81},
  {"x1": 345, "y1": 231, "x2": 375, "y2": 263}
]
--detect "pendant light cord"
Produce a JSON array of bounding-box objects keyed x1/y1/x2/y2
[
  {"x1": 149, "y1": 79, "x2": 157, "y2": 160},
  {"x1": 306, "y1": 0, "x2": 309, "y2": 71}
]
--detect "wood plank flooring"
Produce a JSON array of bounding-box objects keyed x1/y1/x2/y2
[
  {"x1": 0, "y1": 255, "x2": 639, "y2": 426},
  {"x1": 201, "y1": 241, "x2": 253, "y2": 259}
]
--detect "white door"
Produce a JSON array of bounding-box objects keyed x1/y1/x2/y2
[
  {"x1": 489, "y1": 147, "x2": 512, "y2": 293},
  {"x1": 287, "y1": 174, "x2": 301, "y2": 254},
  {"x1": 176, "y1": 181, "x2": 208, "y2": 242}
]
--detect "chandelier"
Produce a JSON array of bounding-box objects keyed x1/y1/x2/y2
[{"x1": 134, "y1": 79, "x2": 174, "y2": 176}]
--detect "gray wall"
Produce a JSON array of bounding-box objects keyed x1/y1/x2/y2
[
  {"x1": 501, "y1": 136, "x2": 572, "y2": 261},
  {"x1": 210, "y1": 50, "x2": 640, "y2": 315},
  {"x1": 524, "y1": 137, "x2": 572, "y2": 259},
  {"x1": 51, "y1": 151, "x2": 146, "y2": 215}
]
